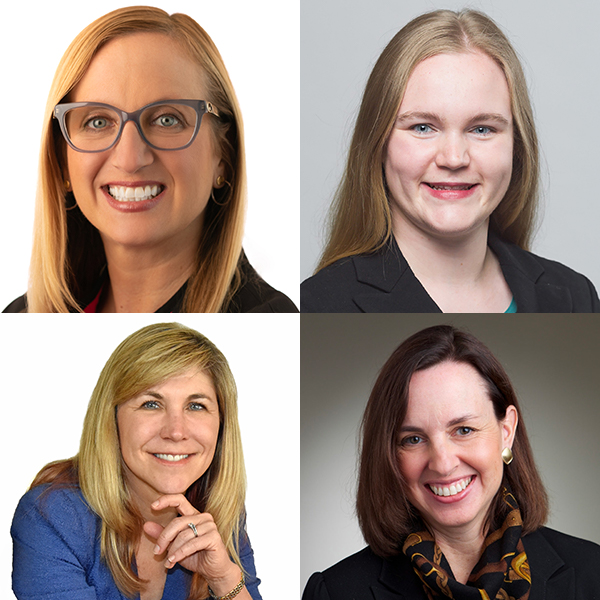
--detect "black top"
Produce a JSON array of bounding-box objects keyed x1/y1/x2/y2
[
  {"x1": 302, "y1": 527, "x2": 600, "y2": 600},
  {"x1": 301, "y1": 233, "x2": 600, "y2": 313},
  {"x1": 3, "y1": 252, "x2": 297, "y2": 313}
]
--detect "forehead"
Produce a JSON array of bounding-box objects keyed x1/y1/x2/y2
[
  {"x1": 399, "y1": 51, "x2": 512, "y2": 121},
  {"x1": 71, "y1": 32, "x2": 206, "y2": 107},
  {"x1": 404, "y1": 361, "x2": 494, "y2": 426}
]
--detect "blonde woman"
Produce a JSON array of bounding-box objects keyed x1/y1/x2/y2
[
  {"x1": 301, "y1": 9, "x2": 599, "y2": 313},
  {"x1": 11, "y1": 323, "x2": 260, "y2": 600},
  {"x1": 3, "y1": 6, "x2": 296, "y2": 313}
]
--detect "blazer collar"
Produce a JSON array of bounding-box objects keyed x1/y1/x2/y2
[
  {"x1": 370, "y1": 552, "x2": 425, "y2": 599},
  {"x1": 352, "y1": 238, "x2": 441, "y2": 313},
  {"x1": 351, "y1": 232, "x2": 573, "y2": 312},
  {"x1": 523, "y1": 529, "x2": 574, "y2": 600}
]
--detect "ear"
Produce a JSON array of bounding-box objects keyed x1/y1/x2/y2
[{"x1": 501, "y1": 405, "x2": 518, "y2": 449}]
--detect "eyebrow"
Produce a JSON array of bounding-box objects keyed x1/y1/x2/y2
[
  {"x1": 399, "y1": 413, "x2": 479, "y2": 433},
  {"x1": 141, "y1": 391, "x2": 216, "y2": 403},
  {"x1": 396, "y1": 111, "x2": 510, "y2": 127}
]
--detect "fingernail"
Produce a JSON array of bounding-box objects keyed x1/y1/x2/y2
[
  {"x1": 153, "y1": 545, "x2": 160, "y2": 554},
  {"x1": 152, "y1": 500, "x2": 159, "y2": 508},
  {"x1": 165, "y1": 556, "x2": 175, "y2": 568}
]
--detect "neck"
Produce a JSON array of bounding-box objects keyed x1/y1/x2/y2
[
  {"x1": 431, "y1": 523, "x2": 486, "y2": 585},
  {"x1": 99, "y1": 239, "x2": 196, "y2": 313},
  {"x1": 392, "y1": 215, "x2": 511, "y2": 312}
]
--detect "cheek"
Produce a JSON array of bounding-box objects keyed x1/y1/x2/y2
[{"x1": 385, "y1": 135, "x2": 431, "y2": 188}]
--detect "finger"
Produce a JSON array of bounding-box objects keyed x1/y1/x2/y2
[
  {"x1": 164, "y1": 521, "x2": 222, "y2": 569},
  {"x1": 154, "y1": 512, "x2": 215, "y2": 555},
  {"x1": 143, "y1": 520, "x2": 164, "y2": 541},
  {"x1": 151, "y1": 494, "x2": 198, "y2": 517}
]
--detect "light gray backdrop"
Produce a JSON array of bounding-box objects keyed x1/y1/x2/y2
[
  {"x1": 301, "y1": 0, "x2": 600, "y2": 291},
  {"x1": 301, "y1": 314, "x2": 600, "y2": 591}
]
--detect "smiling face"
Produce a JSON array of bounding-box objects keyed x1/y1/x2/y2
[
  {"x1": 384, "y1": 51, "x2": 514, "y2": 242},
  {"x1": 397, "y1": 360, "x2": 517, "y2": 539},
  {"x1": 66, "y1": 32, "x2": 225, "y2": 253},
  {"x1": 117, "y1": 369, "x2": 220, "y2": 505}
]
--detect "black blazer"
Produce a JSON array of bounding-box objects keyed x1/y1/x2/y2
[
  {"x1": 302, "y1": 528, "x2": 600, "y2": 600},
  {"x1": 3, "y1": 252, "x2": 298, "y2": 313},
  {"x1": 301, "y1": 234, "x2": 600, "y2": 313}
]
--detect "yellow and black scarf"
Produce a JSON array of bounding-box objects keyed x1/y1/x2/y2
[{"x1": 402, "y1": 490, "x2": 531, "y2": 600}]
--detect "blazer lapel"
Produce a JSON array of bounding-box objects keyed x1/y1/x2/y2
[
  {"x1": 352, "y1": 240, "x2": 441, "y2": 313},
  {"x1": 488, "y1": 233, "x2": 574, "y2": 312},
  {"x1": 370, "y1": 553, "x2": 426, "y2": 599},
  {"x1": 524, "y1": 529, "x2": 574, "y2": 600}
]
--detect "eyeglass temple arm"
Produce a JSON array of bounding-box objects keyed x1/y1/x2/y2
[{"x1": 206, "y1": 102, "x2": 220, "y2": 118}]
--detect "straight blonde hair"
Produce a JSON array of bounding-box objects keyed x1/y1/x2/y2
[
  {"x1": 31, "y1": 323, "x2": 247, "y2": 599},
  {"x1": 28, "y1": 6, "x2": 246, "y2": 312},
  {"x1": 318, "y1": 9, "x2": 539, "y2": 273}
]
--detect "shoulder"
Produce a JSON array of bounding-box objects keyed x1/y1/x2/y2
[
  {"x1": 303, "y1": 547, "x2": 420, "y2": 600},
  {"x1": 12, "y1": 484, "x2": 99, "y2": 552},
  {"x1": 228, "y1": 253, "x2": 298, "y2": 313},
  {"x1": 301, "y1": 257, "x2": 362, "y2": 313},
  {"x1": 303, "y1": 548, "x2": 383, "y2": 600},
  {"x1": 526, "y1": 526, "x2": 600, "y2": 567},
  {"x1": 3, "y1": 294, "x2": 27, "y2": 312},
  {"x1": 490, "y1": 236, "x2": 600, "y2": 312}
]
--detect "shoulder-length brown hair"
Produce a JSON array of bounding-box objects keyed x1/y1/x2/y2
[
  {"x1": 31, "y1": 322, "x2": 246, "y2": 599},
  {"x1": 28, "y1": 6, "x2": 246, "y2": 312},
  {"x1": 318, "y1": 9, "x2": 539, "y2": 273},
  {"x1": 356, "y1": 325, "x2": 548, "y2": 557}
]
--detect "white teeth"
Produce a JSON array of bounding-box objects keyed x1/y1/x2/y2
[
  {"x1": 108, "y1": 185, "x2": 163, "y2": 202},
  {"x1": 430, "y1": 184, "x2": 473, "y2": 190},
  {"x1": 430, "y1": 476, "x2": 472, "y2": 497},
  {"x1": 154, "y1": 453, "x2": 189, "y2": 462}
]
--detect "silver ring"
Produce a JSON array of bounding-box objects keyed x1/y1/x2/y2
[{"x1": 188, "y1": 522, "x2": 199, "y2": 537}]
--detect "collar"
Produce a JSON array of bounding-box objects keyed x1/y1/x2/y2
[{"x1": 350, "y1": 231, "x2": 573, "y2": 312}]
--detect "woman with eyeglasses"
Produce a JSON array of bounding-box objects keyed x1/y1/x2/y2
[{"x1": 3, "y1": 6, "x2": 297, "y2": 313}]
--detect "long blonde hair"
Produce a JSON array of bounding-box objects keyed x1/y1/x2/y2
[
  {"x1": 31, "y1": 323, "x2": 247, "y2": 599},
  {"x1": 317, "y1": 9, "x2": 539, "y2": 273},
  {"x1": 28, "y1": 6, "x2": 246, "y2": 312}
]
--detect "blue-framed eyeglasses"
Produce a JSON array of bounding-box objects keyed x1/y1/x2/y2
[{"x1": 53, "y1": 99, "x2": 220, "y2": 152}]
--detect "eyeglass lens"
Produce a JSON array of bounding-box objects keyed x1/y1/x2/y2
[{"x1": 64, "y1": 103, "x2": 199, "y2": 151}]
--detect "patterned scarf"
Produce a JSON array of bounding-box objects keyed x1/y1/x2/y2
[{"x1": 402, "y1": 489, "x2": 531, "y2": 600}]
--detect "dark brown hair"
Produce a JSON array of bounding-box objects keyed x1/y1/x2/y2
[{"x1": 356, "y1": 325, "x2": 548, "y2": 557}]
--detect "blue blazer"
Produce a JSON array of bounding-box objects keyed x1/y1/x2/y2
[
  {"x1": 303, "y1": 528, "x2": 600, "y2": 600},
  {"x1": 12, "y1": 485, "x2": 262, "y2": 600},
  {"x1": 301, "y1": 232, "x2": 600, "y2": 313}
]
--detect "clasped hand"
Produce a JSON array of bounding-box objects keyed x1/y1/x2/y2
[{"x1": 143, "y1": 494, "x2": 240, "y2": 590}]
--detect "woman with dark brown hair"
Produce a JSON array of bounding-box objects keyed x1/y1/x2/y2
[{"x1": 303, "y1": 325, "x2": 600, "y2": 599}]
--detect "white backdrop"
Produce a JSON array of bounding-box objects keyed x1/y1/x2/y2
[
  {"x1": 0, "y1": 0, "x2": 299, "y2": 310},
  {"x1": 1, "y1": 313, "x2": 299, "y2": 598}
]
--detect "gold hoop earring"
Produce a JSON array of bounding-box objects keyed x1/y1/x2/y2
[
  {"x1": 502, "y1": 447, "x2": 514, "y2": 465},
  {"x1": 211, "y1": 188, "x2": 230, "y2": 207},
  {"x1": 216, "y1": 175, "x2": 225, "y2": 187}
]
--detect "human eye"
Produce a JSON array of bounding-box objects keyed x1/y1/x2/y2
[
  {"x1": 140, "y1": 399, "x2": 160, "y2": 410},
  {"x1": 188, "y1": 401, "x2": 206, "y2": 412},
  {"x1": 82, "y1": 112, "x2": 116, "y2": 132},
  {"x1": 471, "y1": 125, "x2": 493, "y2": 136},
  {"x1": 411, "y1": 123, "x2": 434, "y2": 135},
  {"x1": 456, "y1": 426, "x2": 475, "y2": 437},
  {"x1": 149, "y1": 107, "x2": 188, "y2": 130},
  {"x1": 401, "y1": 435, "x2": 424, "y2": 447}
]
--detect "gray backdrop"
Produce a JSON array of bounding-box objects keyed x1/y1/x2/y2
[
  {"x1": 301, "y1": 0, "x2": 600, "y2": 291},
  {"x1": 301, "y1": 314, "x2": 600, "y2": 591}
]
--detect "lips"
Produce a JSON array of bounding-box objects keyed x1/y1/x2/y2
[
  {"x1": 427, "y1": 476, "x2": 473, "y2": 497},
  {"x1": 101, "y1": 182, "x2": 166, "y2": 212},
  {"x1": 425, "y1": 183, "x2": 476, "y2": 191},
  {"x1": 108, "y1": 184, "x2": 165, "y2": 202},
  {"x1": 422, "y1": 182, "x2": 478, "y2": 200}
]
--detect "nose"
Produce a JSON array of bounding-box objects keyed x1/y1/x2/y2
[
  {"x1": 110, "y1": 121, "x2": 154, "y2": 173},
  {"x1": 427, "y1": 438, "x2": 459, "y2": 476},
  {"x1": 160, "y1": 410, "x2": 189, "y2": 442},
  {"x1": 435, "y1": 131, "x2": 470, "y2": 170}
]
